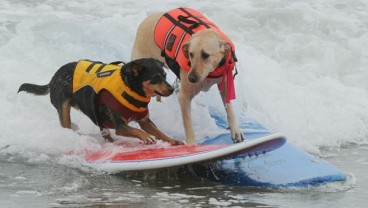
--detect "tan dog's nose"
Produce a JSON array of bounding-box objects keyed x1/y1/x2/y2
[{"x1": 188, "y1": 71, "x2": 199, "y2": 83}]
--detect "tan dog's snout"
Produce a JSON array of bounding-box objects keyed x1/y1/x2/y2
[{"x1": 188, "y1": 70, "x2": 199, "y2": 83}]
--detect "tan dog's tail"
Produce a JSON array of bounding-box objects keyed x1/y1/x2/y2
[{"x1": 18, "y1": 83, "x2": 50, "y2": 95}]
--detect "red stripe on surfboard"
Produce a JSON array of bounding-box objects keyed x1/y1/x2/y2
[{"x1": 84, "y1": 144, "x2": 228, "y2": 162}]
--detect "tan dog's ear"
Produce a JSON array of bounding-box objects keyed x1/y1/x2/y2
[
  {"x1": 220, "y1": 40, "x2": 231, "y2": 57},
  {"x1": 182, "y1": 42, "x2": 190, "y2": 59},
  {"x1": 131, "y1": 62, "x2": 143, "y2": 76}
]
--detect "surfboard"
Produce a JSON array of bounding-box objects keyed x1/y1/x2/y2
[
  {"x1": 82, "y1": 133, "x2": 286, "y2": 173},
  {"x1": 189, "y1": 109, "x2": 347, "y2": 187},
  {"x1": 78, "y1": 106, "x2": 346, "y2": 187}
]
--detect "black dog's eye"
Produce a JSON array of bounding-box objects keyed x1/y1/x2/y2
[
  {"x1": 150, "y1": 75, "x2": 162, "y2": 84},
  {"x1": 201, "y1": 51, "x2": 209, "y2": 60}
]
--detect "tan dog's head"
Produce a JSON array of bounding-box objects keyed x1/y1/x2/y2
[{"x1": 182, "y1": 29, "x2": 231, "y2": 83}]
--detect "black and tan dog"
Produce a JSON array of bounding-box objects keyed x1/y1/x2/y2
[{"x1": 18, "y1": 58, "x2": 184, "y2": 145}]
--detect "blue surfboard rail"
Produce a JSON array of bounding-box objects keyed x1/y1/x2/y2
[{"x1": 193, "y1": 111, "x2": 346, "y2": 187}]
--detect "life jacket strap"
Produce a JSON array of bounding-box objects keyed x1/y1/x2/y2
[
  {"x1": 177, "y1": 15, "x2": 200, "y2": 30},
  {"x1": 121, "y1": 92, "x2": 149, "y2": 109},
  {"x1": 160, "y1": 7, "x2": 212, "y2": 59},
  {"x1": 109, "y1": 61, "x2": 126, "y2": 65}
]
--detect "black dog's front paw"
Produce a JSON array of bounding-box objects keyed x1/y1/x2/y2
[
  {"x1": 141, "y1": 135, "x2": 157, "y2": 145},
  {"x1": 71, "y1": 122, "x2": 79, "y2": 131},
  {"x1": 101, "y1": 128, "x2": 115, "y2": 143}
]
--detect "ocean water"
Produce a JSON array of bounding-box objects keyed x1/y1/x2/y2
[{"x1": 0, "y1": 0, "x2": 368, "y2": 207}]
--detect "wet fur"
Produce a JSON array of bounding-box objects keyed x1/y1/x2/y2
[{"x1": 18, "y1": 58, "x2": 183, "y2": 145}]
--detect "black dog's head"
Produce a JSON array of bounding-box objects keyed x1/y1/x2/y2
[{"x1": 122, "y1": 58, "x2": 174, "y2": 97}]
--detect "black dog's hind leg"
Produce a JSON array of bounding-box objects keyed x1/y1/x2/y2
[
  {"x1": 57, "y1": 99, "x2": 72, "y2": 128},
  {"x1": 49, "y1": 62, "x2": 77, "y2": 129}
]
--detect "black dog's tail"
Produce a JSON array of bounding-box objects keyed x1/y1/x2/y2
[{"x1": 18, "y1": 83, "x2": 50, "y2": 95}]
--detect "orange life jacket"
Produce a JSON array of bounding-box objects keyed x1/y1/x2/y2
[{"x1": 154, "y1": 7, "x2": 238, "y2": 103}]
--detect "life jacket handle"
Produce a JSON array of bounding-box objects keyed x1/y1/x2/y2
[{"x1": 178, "y1": 15, "x2": 200, "y2": 30}]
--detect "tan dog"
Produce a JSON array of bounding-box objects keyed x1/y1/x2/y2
[{"x1": 131, "y1": 8, "x2": 244, "y2": 144}]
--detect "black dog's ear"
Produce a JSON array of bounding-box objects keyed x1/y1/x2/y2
[{"x1": 131, "y1": 62, "x2": 144, "y2": 76}]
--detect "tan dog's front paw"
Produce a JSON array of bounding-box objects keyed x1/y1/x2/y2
[{"x1": 230, "y1": 128, "x2": 245, "y2": 143}]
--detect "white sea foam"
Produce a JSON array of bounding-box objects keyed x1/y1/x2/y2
[{"x1": 0, "y1": 0, "x2": 367, "y2": 164}]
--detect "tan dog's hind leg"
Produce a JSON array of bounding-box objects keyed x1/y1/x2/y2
[
  {"x1": 131, "y1": 13, "x2": 166, "y2": 104},
  {"x1": 131, "y1": 13, "x2": 165, "y2": 62},
  {"x1": 59, "y1": 99, "x2": 72, "y2": 128}
]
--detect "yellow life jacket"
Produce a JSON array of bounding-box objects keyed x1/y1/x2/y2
[{"x1": 73, "y1": 60, "x2": 150, "y2": 113}]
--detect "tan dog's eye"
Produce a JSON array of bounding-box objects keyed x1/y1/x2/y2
[
  {"x1": 201, "y1": 51, "x2": 209, "y2": 60},
  {"x1": 189, "y1": 52, "x2": 194, "y2": 58}
]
